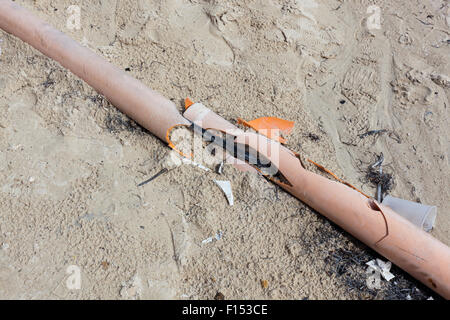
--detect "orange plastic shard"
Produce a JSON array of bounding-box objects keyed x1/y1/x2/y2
[
  {"x1": 185, "y1": 97, "x2": 194, "y2": 110},
  {"x1": 165, "y1": 124, "x2": 193, "y2": 159},
  {"x1": 237, "y1": 117, "x2": 294, "y2": 144},
  {"x1": 307, "y1": 159, "x2": 371, "y2": 199}
]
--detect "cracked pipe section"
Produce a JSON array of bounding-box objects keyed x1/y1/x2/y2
[{"x1": 238, "y1": 132, "x2": 450, "y2": 299}]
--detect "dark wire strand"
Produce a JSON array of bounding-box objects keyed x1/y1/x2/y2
[{"x1": 137, "y1": 168, "x2": 169, "y2": 187}]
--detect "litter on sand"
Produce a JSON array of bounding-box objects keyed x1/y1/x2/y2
[
  {"x1": 137, "y1": 168, "x2": 169, "y2": 187},
  {"x1": 216, "y1": 162, "x2": 225, "y2": 175},
  {"x1": 201, "y1": 231, "x2": 223, "y2": 245},
  {"x1": 237, "y1": 117, "x2": 294, "y2": 144},
  {"x1": 382, "y1": 195, "x2": 437, "y2": 232},
  {"x1": 366, "y1": 259, "x2": 395, "y2": 282},
  {"x1": 214, "y1": 180, "x2": 234, "y2": 206},
  {"x1": 182, "y1": 158, "x2": 210, "y2": 171}
]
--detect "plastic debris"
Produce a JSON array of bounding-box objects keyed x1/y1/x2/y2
[
  {"x1": 366, "y1": 259, "x2": 395, "y2": 281},
  {"x1": 185, "y1": 97, "x2": 195, "y2": 110},
  {"x1": 237, "y1": 117, "x2": 294, "y2": 144},
  {"x1": 307, "y1": 159, "x2": 371, "y2": 198},
  {"x1": 182, "y1": 158, "x2": 210, "y2": 171},
  {"x1": 214, "y1": 180, "x2": 234, "y2": 205},
  {"x1": 382, "y1": 195, "x2": 437, "y2": 232},
  {"x1": 201, "y1": 231, "x2": 223, "y2": 245},
  {"x1": 216, "y1": 162, "x2": 224, "y2": 174}
]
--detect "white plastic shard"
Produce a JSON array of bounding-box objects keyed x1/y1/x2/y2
[
  {"x1": 182, "y1": 158, "x2": 210, "y2": 171},
  {"x1": 201, "y1": 231, "x2": 223, "y2": 245},
  {"x1": 214, "y1": 180, "x2": 234, "y2": 206},
  {"x1": 366, "y1": 259, "x2": 395, "y2": 281},
  {"x1": 165, "y1": 151, "x2": 210, "y2": 171}
]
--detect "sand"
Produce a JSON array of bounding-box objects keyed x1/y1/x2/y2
[{"x1": 0, "y1": 0, "x2": 449, "y2": 300}]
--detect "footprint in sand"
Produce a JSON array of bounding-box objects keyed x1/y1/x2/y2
[{"x1": 164, "y1": 0, "x2": 235, "y2": 67}]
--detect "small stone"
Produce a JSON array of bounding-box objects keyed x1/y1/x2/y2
[
  {"x1": 101, "y1": 261, "x2": 109, "y2": 270},
  {"x1": 214, "y1": 292, "x2": 225, "y2": 300},
  {"x1": 261, "y1": 279, "x2": 269, "y2": 289}
]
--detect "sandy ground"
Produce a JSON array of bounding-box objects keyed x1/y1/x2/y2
[{"x1": 0, "y1": 0, "x2": 449, "y2": 300}]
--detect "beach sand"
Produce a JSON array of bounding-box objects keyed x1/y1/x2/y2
[{"x1": 0, "y1": 0, "x2": 449, "y2": 299}]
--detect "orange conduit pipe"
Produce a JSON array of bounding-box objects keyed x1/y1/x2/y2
[{"x1": 1, "y1": 0, "x2": 450, "y2": 298}]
